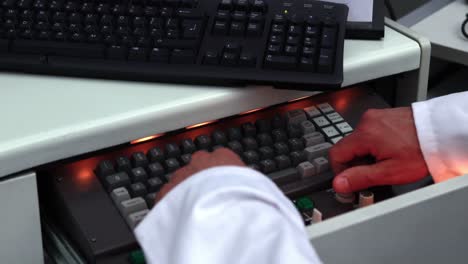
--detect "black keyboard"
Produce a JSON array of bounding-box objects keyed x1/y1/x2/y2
[
  {"x1": 0, "y1": 0, "x2": 348, "y2": 89},
  {"x1": 40, "y1": 86, "x2": 397, "y2": 263}
]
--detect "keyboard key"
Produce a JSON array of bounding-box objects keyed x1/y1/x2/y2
[
  {"x1": 304, "y1": 106, "x2": 321, "y2": 119},
  {"x1": 322, "y1": 126, "x2": 340, "y2": 139},
  {"x1": 274, "y1": 155, "x2": 292, "y2": 170},
  {"x1": 259, "y1": 146, "x2": 275, "y2": 160},
  {"x1": 260, "y1": 159, "x2": 277, "y2": 174},
  {"x1": 126, "y1": 209, "x2": 149, "y2": 229},
  {"x1": 180, "y1": 154, "x2": 192, "y2": 165},
  {"x1": 242, "y1": 137, "x2": 258, "y2": 150},
  {"x1": 171, "y1": 49, "x2": 195, "y2": 64},
  {"x1": 181, "y1": 139, "x2": 197, "y2": 154},
  {"x1": 111, "y1": 187, "x2": 131, "y2": 205},
  {"x1": 272, "y1": 129, "x2": 288, "y2": 142},
  {"x1": 288, "y1": 138, "x2": 304, "y2": 152},
  {"x1": 150, "y1": 48, "x2": 170, "y2": 63},
  {"x1": 145, "y1": 192, "x2": 158, "y2": 208},
  {"x1": 290, "y1": 151, "x2": 307, "y2": 166},
  {"x1": 104, "y1": 172, "x2": 131, "y2": 192},
  {"x1": 130, "y1": 167, "x2": 148, "y2": 182},
  {"x1": 287, "y1": 124, "x2": 303, "y2": 138},
  {"x1": 243, "y1": 150, "x2": 260, "y2": 164},
  {"x1": 212, "y1": 130, "x2": 228, "y2": 146},
  {"x1": 317, "y1": 103, "x2": 334, "y2": 113},
  {"x1": 267, "y1": 168, "x2": 299, "y2": 185},
  {"x1": 213, "y1": 20, "x2": 228, "y2": 35},
  {"x1": 230, "y1": 21, "x2": 245, "y2": 35},
  {"x1": 221, "y1": 52, "x2": 239, "y2": 66},
  {"x1": 147, "y1": 177, "x2": 164, "y2": 192},
  {"x1": 331, "y1": 136, "x2": 343, "y2": 144},
  {"x1": 129, "y1": 182, "x2": 148, "y2": 197},
  {"x1": 304, "y1": 142, "x2": 333, "y2": 161},
  {"x1": 318, "y1": 49, "x2": 334, "y2": 73},
  {"x1": 313, "y1": 116, "x2": 330, "y2": 127},
  {"x1": 257, "y1": 133, "x2": 274, "y2": 147},
  {"x1": 303, "y1": 132, "x2": 325, "y2": 148},
  {"x1": 227, "y1": 141, "x2": 244, "y2": 155},
  {"x1": 271, "y1": 114, "x2": 286, "y2": 129},
  {"x1": 195, "y1": 135, "x2": 212, "y2": 150},
  {"x1": 148, "y1": 162, "x2": 165, "y2": 178},
  {"x1": 300, "y1": 120, "x2": 316, "y2": 134},
  {"x1": 327, "y1": 112, "x2": 344, "y2": 123},
  {"x1": 264, "y1": 55, "x2": 296, "y2": 70},
  {"x1": 204, "y1": 51, "x2": 219, "y2": 65},
  {"x1": 228, "y1": 127, "x2": 243, "y2": 141},
  {"x1": 274, "y1": 142, "x2": 289, "y2": 156},
  {"x1": 255, "y1": 119, "x2": 272, "y2": 133},
  {"x1": 165, "y1": 143, "x2": 182, "y2": 158},
  {"x1": 132, "y1": 152, "x2": 149, "y2": 168},
  {"x1": 165, "y1": 158, "x2": 180, "y2": 173},
  {"x1": 297, "y1": 162, "x2": 316, "y2": 178},
  {"x1": 336, "y1": 122, "x2": 353, "y2": 134},
  {"x1": 321, "y1": 28, "x2": 336, "y2": 48},
  {"x1": 246, "y1": 23, "x2": 262, "y2": 36},
  {"x1": 239, "y1": 53, "x2": 256, "y2": 66},
  {"x1": 148, "y1": 147, "x2": 165, "y2": 163},
  {"x1": 242, "y1": 122, "x2": 257, "y2": 137},
  {"x1": 286, "y1": 109, "x2": 307, "y2": 126},
  {"x1": 96, "y1": 160, "x2": 115, "y2": 178},
  {"x1": 12, "y1": 40, "x2": 105, "y2": 58},
  {"x1": 312, "y1": 157, "x2": 330, "y2": 173}
]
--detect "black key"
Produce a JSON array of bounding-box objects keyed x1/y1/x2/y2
[
  {"x1": 149, "y1": 48, "x2": 169, "y2": 63},
  {"x1": 132, "y1": 152, "x2": 149, "y2": 168},
  {"x1": 221, "y1": 52, "x2": 238, "y2": 66},
  {"x1": 230, "y1": 21, "x2": 245, "y2": 36},
  {"x1": 148, "y1": 162, "x2": 165, "y2": 178},
  {"x1": 180, "y1": 154, "x2": 191, "y2": 165},
  {"x1": 305, "y1": 26, "x2": 319, "y2": 37},
  {"x1": 256, "y1": 119, "x2": 271, "y2": 133},
  {"x1": 272, "y1": 129, "x2": 288, "y2": 142},
  {"x1": 288, "y1": 25, "x2": 302, "y2": 36},
  {"x1": 257, "y1": 133, "x2": 273, "y2": 147},
  {"x1": 274, "y1": 142, "x2": 290, "y2": 155},
  {"x1": 259, "y1": 146, "x2": 275, "y2": 160},
  {"x1": 286, "y1": 35, "x2": 300, "y2": 46},
  {"x1": 267, "y1": 44, "x2": 281, "y2": 54},
  {"x1": 275, "y1": 155, "x2": 292, "y2": 170},
  {"x1": 212, "y1": 130, "x2": 228, "y2": 146},
  {"x1": 213, "y1": 20, "x2": 228, "y2": 35},
  {"x1": 288, "y1": 124, "x2": 303, "y2": 138},
  {"x1": 182, "y1": 19, "x2": 202, "y2": 39},
  {"x1": 242, "y1": 137, "x2": 258, "y2": 150},
  {"x1": 290, "y1": 151, "x2": 306, "y2": 166},
  {"x1": 242, "y1": 122, "x2": 256, "y2": 137},
  {"x1": 181, "y1": 139, "x2": 197, "y2": 154},
  {"x1": 148, "y1": 147, "x2": 165, "y2": 163},
  {"x1": 165, "y1": 158, "x2": 180, "y2": 173},
  {"x1": 129, "y1": 182, "x2": 147, "y2": 197},
  {"x1": 232, "y1": 11, "x2": 246, "y2": 21},
  {"x1": 171, "y1": 49, "x2": 195, "y2": 64},
  {"x1": 178, "y1": 9, "x2": 204, "y2": 19},
  {"x1": 260, "y1": 159, "x2": 277, "y2": 174},
  {"x1": 234, "y1": 0, "x2": 248, "y2": 11},
  {"x1": 227, "y1": 141, "x2": 243, "y2": 155},
  {"x1": 96, "y1": 160, "x2": 115, "y2": 178},
  {"x1": 219, "y1": 0, "x2": 233, "y2": 10},
  {"x1": 249, "y1": 12, "x2": 263, "y2": 22},
  {"x1": 267, "y1": 168, "x2": 299, "y2": 185},
  {"x1": 145, "y1": 192, "x2": 158, "y2": 208},
  {"x1": 147, "y1": 178, "x2": 164, "y2": 193},
  {"x1": 285, "y1": 45, "x2": 298, "y2": 55},
  {"x1": 104, "y1": 172, "x2": 131, "y2": 191},
  {"x1": 144, "y1": 6, "x2": 158, "y2": 16},
  {"x1": 288, "y1": 138, "x2": 304, "y2": 152},
  {"x1": 128, "y1": 46, "x2": 147, "y2": 61},
  {"x1": 204, "y1": 51, "x2": 219, "y2": 65},
  {"x1": 269, "y1": 35, "x2": 282, "y2": 45},
  {"x1": 264, "y1": 55, "x2": 296, "y2": 70},
  {"x1": 252, "y1": 0, "x2": 266, "y2": 12},
  {"x1": 318, "y1": 49, "x2": 334, "y2": 73},
  {"x1": 273, "y1": 14, "x2": 286, "y2": 24},
  {"x1": 216, "y1": 10, "x2": 231, "y2": 20},
  {"x1": 165, "y1": 143, "x2": 181, "y2": 158},
  {"x1": 228, "y1": 127, "x2": 243, "y2": 141},
  {"x1": 243, "y1": 150, "x2": 260, "y2": 164},
  {"x1": 116, "y1": 156, "x2": 132, "y2": 173},
  {"x1": 321, "y1": 28, "x2": 336, "y2": 48},
  {"x1": 272, "y1": 114, "x2": 286, "y2": 129},
  {"x1": 130, "y1": 167, "x2": 148, "y2": 182},
  {"x1": 302, "y1": 46, "x2": 317, "y2": 57},
  {"x1": 300, "y1": 57, "x2": 315, "y2": 71},
  {"x1": 271, "y1": 24, "x2": 285, "y2": 35},
  {"x1": 12, "y1": 40, "x2": 105, "y2": 58},
  {"x1": 195, "y1": 135, "x2": 212, "y2": 150}
]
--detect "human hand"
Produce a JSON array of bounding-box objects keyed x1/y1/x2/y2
[
  {"x1": 329, "y1": 107, "x2": 429, "y2": 193},
  {"x1": 155, "y1": 148, "x2": 245, "y2": 202}
]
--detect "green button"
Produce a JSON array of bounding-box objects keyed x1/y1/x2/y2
[
  {"x1": 129, "y1": 250, "x2": 146, "y2": 264},
  {"x1": 296, "y1": 197, "x2": 314, "y2": 210}
]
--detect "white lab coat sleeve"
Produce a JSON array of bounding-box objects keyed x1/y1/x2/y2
[
  {"x1": 412, "y1": 91, "x2": 468, "y2": 182},
  {"x1": 134, "y1": 166, "x2": 322, "y2": 264}
]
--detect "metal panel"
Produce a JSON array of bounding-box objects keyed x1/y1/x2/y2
[{"x1": 0, "y1": 172, "x2": 43, "y2": 264}]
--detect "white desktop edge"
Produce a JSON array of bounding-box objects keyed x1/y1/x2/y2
[{"x1": 0, "y1": 23, "x2": 424, "y2": 179}]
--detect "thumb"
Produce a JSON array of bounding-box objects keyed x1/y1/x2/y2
[{"x1": 333, "y1": 160, "x2": 394, "y2": 193}]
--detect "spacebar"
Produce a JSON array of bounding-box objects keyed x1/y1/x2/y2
[
  {"x1": 12, "y1": 40, "x2": 105, "y2": 58},
  {"x1": 280, "y1": 171, "x2": 334, "y2": 198}
]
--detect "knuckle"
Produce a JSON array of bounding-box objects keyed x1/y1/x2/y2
[{"x1": 191, "y1": 150, "x2": 209, "y2": 160}]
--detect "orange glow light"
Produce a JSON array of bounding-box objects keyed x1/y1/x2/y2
[
  {"x1": 186, "y1": 120, "x2": 217, "y2": 130},
  {"x1": 239, "y1": 107, "x2": 264, "y2": 115},
  {"x1": 288, "y1": 95, "x2": 313, "y2": 103},
  {"x1": 131, "y1": 134, "x2": 164, "y2": 144},
  {"x1": 76, "y1": 168, "x2": 93, "y2": 187},
  {"x1": 335, "y1": 97, "x2": 349, "y2": 112}
]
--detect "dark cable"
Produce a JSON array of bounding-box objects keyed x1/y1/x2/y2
[
  {"x1": 384, "y1": 0, "x2": 397, "y2": 20},
  {"x1": 462, "y1": 14, "x2": 468, "y2": 39}
]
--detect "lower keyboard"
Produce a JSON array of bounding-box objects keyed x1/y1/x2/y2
[{"x1": 41, "y1": 86, "x2": 391, "y2": 263}]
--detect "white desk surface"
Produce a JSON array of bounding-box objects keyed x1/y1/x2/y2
[
  {"x1": 0, "y1": 26, "x2": 421, "y2": 178},
  {"x1": 411, "y1": 0, "x2": 468, "y2": 64}
]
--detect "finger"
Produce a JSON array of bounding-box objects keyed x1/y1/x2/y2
[
  {"x1": 332, "y1": 160, "x2": 395, "y2": 193},
  {"x1": 329, "y1": 132, "x2": 373, "y2": 175},
  {"x1": 212, "y1": 148, "x2": 245, "y2": 166}
]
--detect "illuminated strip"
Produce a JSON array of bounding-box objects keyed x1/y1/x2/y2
[{"x1": 131, "y1": 133, "x2": 165, "y2": 144}]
